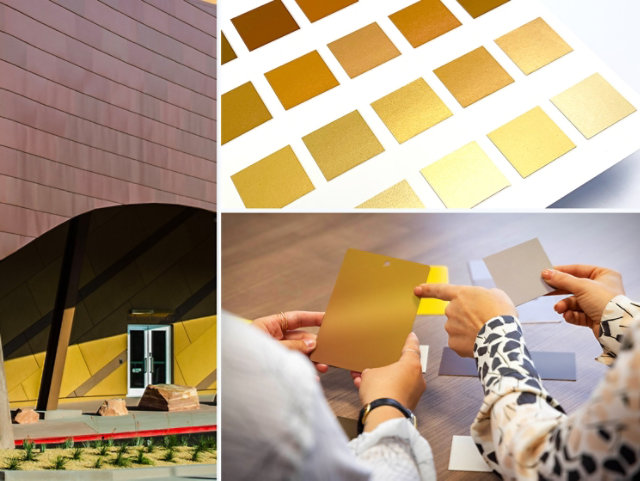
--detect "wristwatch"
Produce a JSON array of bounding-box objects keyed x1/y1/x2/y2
[{"x1": 357, "y1": 397, "x2": 417, "y2": 434}]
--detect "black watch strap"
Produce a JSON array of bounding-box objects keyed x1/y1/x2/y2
[{"x1": 357, "y1": 397, "x2": 416, "y2": 434}]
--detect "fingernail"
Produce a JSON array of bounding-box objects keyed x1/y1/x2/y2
[
  {"x1": 541, "y1": 269, "x2": 553, "y2": 279},
  {"x1": 414, "y1": 286, "x2": 422, "y2": 295},
  {"x1": 409, "y1": 332, "x2": 418, "y2": 341},
  {"x1": 304, "y1": 339, "x2": 316, "y2": 348}
]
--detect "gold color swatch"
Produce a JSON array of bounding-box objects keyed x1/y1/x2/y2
[
  {"x1": 371, "y1": 78, "x2": 453, "y2": 143},
  {"x1": 496, "y1": 18, "x2": 573, "y2": 75},
  {"x1": 221, "y1": 32, "x2": 237, "y2": 65},
  {"x1": 488, "y1": 107, "x2": 576, "y2": 178},
  {"x1": 551, "y1": 73, "x2": 637, "y2": 139},
  {"x1": 417, "y1": 266, "x2": 449, "y2": 315},
  {"x1": 421, "y1": 142, "x2": 510, "y2": 208},
  {"x1": 389, "y1": 0, "x2": 461, "y2": 48},
  {"x1": 328, "y1": 23, "x2": 401, "y2": 78},
  {"x1": 434, "y1": 47, "x2": 514, "y2": 107},
  {"x1": 457, "y1": 0, "x2": 509, "y2": 18},
  {"x1": 231, "y1": 0, "x2": 299, "y2": 51},
  {"x1": 357, "y1": 180, "x2": 424, "y2": 208},
  {"x1": 221, "y1": 82, "x2": 272, "y2": 144},
  {"x1": 294, "y1": 0, "x2": 358, "y2": 22},
  {"x1": 265, "y1": 51, "x2": 340, "y2": 110},
  {"x1": 303, "y1": 111, "x2": 384, "y2": 180},
  {"x1": 231, "y1": 146, "x2": 314, "y2": 208},
  {"x1": 310, "y1": 249, "x2": 430, "y2": 372}
]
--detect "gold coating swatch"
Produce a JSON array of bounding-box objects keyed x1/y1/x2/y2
[
  {"x1": 496, "y1": 18, "x2": 573, "y2": 75},
  {"x1": 221, "y1": 82, "x2": 272, "y2": 144},
  {"x1": 310, "y1": 249, "x2": 430, "y2": 372},
  {"x1": 221, "y1": 32, "x2": 237, "y2": 65},
  {"x1": 328, "y1": 23, "x2": 401, "y2": 79},
  {"x1": 231, "y1": 0, "x2": 299, "y2": 51},
  {"x1": 488, "y1": 107, "x2": 575, "y2": 178},
  {"x1": 357, "y1": 180, "x2": 424, "y2": 208},
  {"x1": 389, "y1": 0, "x2": 461, "y2": 48},
  {"x1": 457, "y1": 0, "x2": 509, "y2": 18},
  {"x1": 303, "y1": 111, "x2": 384, "y2": 180},
  {"x1": 434, "y1": 47, "x2": 514, "y2": 108},
  {"x1": 231, "y1": 146, "x2": 314, "y2": 208},
  {"x1": 371, "y1": 78, "x2": 453, "y2": 143},
  {"x1": 294, "y1": 0, "x2": 358, "y2": 22},
  {"x1": 421, "y1": 142, "x2": 510, "y2": 208},
  {"x1": 551, "y1": 73, "x2": 637, "y2": 139},
  {"x1": 417, "y1": 265, "x2": 449, "y2": 315},
  {"x1": 265, "y1": 51, "x2": 340, "y2": 110}
]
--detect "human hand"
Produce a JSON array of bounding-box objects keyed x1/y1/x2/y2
[
  {"x1": 542, "y1": 265, "x2": 625, "y2": 340},
  {"x1": 252, "y1": 311, "x2": 328, "y2": 373},
  {"x1": 413, "y1": 284, "x2": 517, "y2": 357}
]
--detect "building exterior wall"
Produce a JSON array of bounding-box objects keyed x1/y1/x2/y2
[{"x1": 0, "y1": 0, "x2": 216, "y2": 260}]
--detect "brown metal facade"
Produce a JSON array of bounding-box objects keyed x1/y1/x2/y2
[{"x1": 0, "y1": 0, "x2": 216, "y2": 260}]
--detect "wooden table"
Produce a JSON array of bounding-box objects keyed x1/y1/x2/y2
[{"x1": 222, "y1": 213, "x2": 640, "y2": 479}]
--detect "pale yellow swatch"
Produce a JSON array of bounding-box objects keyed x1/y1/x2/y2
[
  {"x1": 328, "y1": 23, "x2": 400, "y2": 78},
  {"x1": 303, "y1": 110, "x2": 384, "y2": 180},
  {"x1": 265, "y1": 51, "x2": 339, "y2": 110},
  {"x1": 421, "y1": 142, "x2": 510, "y2": 208},
  {"x1": 231, "y1": 146, "x2": 314, "y2": 207},
  {"x1": 496, "y1": 18, "x2": 572, "y2": 75},
  {"x1": 221, "y1": 82, "x2": 272, "y2": 144},
  {"x1": 372, "y1": 78, "x2": 452, "y2": 143},
  {"x1": 488, "y1": 107, "x2": 575, "y2": 178},
  {"x1": 434, "y1": 47, "x2": 514, "y2": 108},
  {"x1": 417, "y1": 266, "x2": 449, "y2": 315},
  {"x1": 357, "y1": 180, "x2": 424, "y2": 208},
  {"x1": 551, "y1": 73, "x2": 637, "y2": 139}
]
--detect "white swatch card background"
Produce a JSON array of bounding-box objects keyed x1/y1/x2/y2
[{"x1": 219, "y1": 0, "x2": 640, "y2": 210}]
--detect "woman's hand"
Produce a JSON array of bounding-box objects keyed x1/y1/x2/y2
[
  {"x1": 413, "y1": 284, "x2": 517, "y2": 357},
  {"x1": 351, "y1": 332, "x2": 425, "y2": 432},
  {"x1": 252, "y1": 311, "x2": 328, "y2": 373},
  {"x1": 542, "y1": 265, "x2": 625, "y2": 341}
]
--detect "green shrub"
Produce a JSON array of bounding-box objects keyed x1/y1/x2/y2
[
  {"x1": 5, "y1": 457, "x2": 21, "y2": 470},
  {"x1": 134, "y1": 448, "x2": 153, "y2": 465},
  {"x1": 51, "y1": 455, "x2": 67, "y2": 470},
  {"x1": 72, "y1": 447, "x2": 83, "y2": 460},
  {"x1": 113, "y1": 451, "x2": 131, "y2": 467}
]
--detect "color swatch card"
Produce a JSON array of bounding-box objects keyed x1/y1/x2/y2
[
  {"x1": 482, "y1": 238, "x2": 554, "y2": 306},
  {"x1": 449, "y1": 436, "x2": 491, "y2": 472},
  {"x1": 220, "y1": 0, "x2": 640, "y2": 209},
  {"x1": 310, "y1": 249, "x2": 430, "y2": 372},
  {"x1": 439, "y1": 347, "x2": 576, "y2": 381},
  {"x1": 468, "y1": 259, "x2": 560, "y2": 323}
]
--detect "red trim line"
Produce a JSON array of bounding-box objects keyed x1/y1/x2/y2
[{"x1": 14, "y1": 424, "x2": 216, "y2": 446}]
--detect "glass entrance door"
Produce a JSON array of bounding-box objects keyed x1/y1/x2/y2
[{"x1": 127, "y1": 325, "x2": 171, "y2": 397}]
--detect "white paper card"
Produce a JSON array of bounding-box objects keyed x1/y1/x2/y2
[
  {"x1": 449, "y1": 435, "x2": 492, "y2": 472},
  {"x1": 419, "y1": 345, "x2": 429, "y2": 373}
]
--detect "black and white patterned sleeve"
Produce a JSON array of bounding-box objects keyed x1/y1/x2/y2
[
  {"x1": 470, "y1": 303, "x2": 640, "y2": 480},
  {"x1": 596, "y1": 295, "x2": 640, "y2": 365}
]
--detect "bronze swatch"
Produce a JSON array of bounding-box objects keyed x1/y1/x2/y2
[
  {"x1": 231, "y1": 0, "x2": 299, "y2": 51},
  {"x1": 328, "y1": 23, "x2": 401, "y2": 78},
  {"x1": 457, "y1": 0, "x2": 510, "y2": 18},
  {"x1": 294, "y1": 0, "x2": 358, "y2": 22},
  {"x1": 221, "y1": 32, "x2": 237, "y2": 65},
  {"x1": 389, "y1": 0, "x2": 461, "y2": 48},
  {"x1": 265, "y1": 51, "x2": 340, "y2": 110}
]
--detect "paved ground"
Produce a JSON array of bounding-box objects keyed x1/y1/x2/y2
[{"x1": 12, "y1": 395, "x2": 216, "y2": 442}]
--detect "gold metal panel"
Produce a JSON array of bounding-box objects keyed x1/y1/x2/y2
[
  {"x1": 434, "y1": 47, "x2": 514, "y2": 108},
  {"x1": 221, "y1": 32, "x2": 237, "y2": 65},
  {"x1": 302, "y1": 110, "x2": 384, "y2": 180},
  {"x1": 495, "y1": 17, "x2": 573, "y2": 75},
  {"x1": 457, "y1": 0, "x2": 509, "y2": 18},
  {"x1": 328, "y1": 23, "x2": 401, "y2": 79},
  {"x1": 231, "y1": 0, "x2": 299, "y2": 51},
  {"x1": 231, "y1": 146, "x2": 314, "y2": 207},
  {"x1": 265, "y1": 51, "x2": 340, "y2": 110},
  {"x1": 421, "y1": 142, "x2": 510, "y2": 208},
  {"x1": 294, "y1": 0, "x2": 358, "y2": 22},
  {"x1": 357, "y1": 180, "x2": 424, "y2": 208},
  {"x1": 551, "y1": 73, "x2": 637, "y2": 139},
  {"x1": 389, "y1": 0, "x2": 461, "y2": 48},
  {"x1": 488, "y1": 107, "x2": 576, "y2": 178},
  {"x1": 371, "y1": 78, "x2": 453, "y2": 143},
  {"x1": 310, "y1": 249, "x2": 430, "y2": 372},
  {"x1": 221, "y1": 82, "x2": 272, "y2": 144}
]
